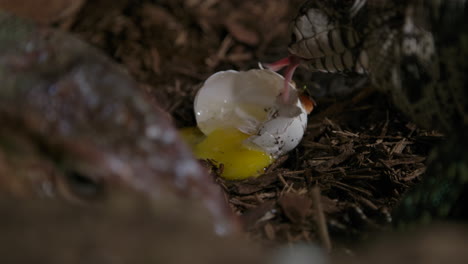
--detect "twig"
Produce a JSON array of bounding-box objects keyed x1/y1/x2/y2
[
  {"x1": 333, "y1": 181, "x2": 373, "y2": 197},
  {"x1": 311, "y1": 186, "x2": 332, "y2": 252},
  {"x1": 278, "y1": 173, "x2": 289, "y2": 187}
]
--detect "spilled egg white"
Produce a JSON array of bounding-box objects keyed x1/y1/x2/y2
[{"x1": 194, "y1": 69, "x2": 307, "y2": 157}]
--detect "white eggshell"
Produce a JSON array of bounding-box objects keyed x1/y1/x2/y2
[
  {"x1": 247, "y1": 108, "x2": 308, "y2": 157},
  {"x1": 194, "y1": 69, "x2": 308, "y2": 157}
]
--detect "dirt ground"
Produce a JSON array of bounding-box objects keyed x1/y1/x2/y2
[{"x1": 59, "y1": 0, "x2": 442, "y2": 249}]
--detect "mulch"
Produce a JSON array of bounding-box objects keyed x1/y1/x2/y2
[{"x1": 59, "y1": 0, "x2": 443, "y2": 250}]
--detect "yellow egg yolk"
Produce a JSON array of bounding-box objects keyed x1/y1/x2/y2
[{"x1": 179, "y1": 127, "x2": 273, "y2": 180}]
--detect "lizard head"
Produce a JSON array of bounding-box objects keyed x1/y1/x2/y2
[{"x1": 0, "y1": 13, "x2": 237, "y2": 234}]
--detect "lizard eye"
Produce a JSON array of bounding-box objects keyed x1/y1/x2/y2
[{"x1": 62, "y1": 169, "x2": 105, "y2": 201}]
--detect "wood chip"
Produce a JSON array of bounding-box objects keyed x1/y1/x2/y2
[
  {"x1": 225, "y1": 19, "x2": 259, "y2": 46},
  {"x1": 278, "y1": 193, "x2": 312, "y2": 224}
]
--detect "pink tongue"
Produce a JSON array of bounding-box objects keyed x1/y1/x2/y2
[{"x1": 263, "y1": 56, "x2": 300, "y2": 104}]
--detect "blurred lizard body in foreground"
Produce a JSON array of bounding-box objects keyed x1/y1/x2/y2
[
  {"x1": 0, "y1": 12, "x2": 237, "y2": 234},
  {"x1": 287, "y1": 0, "x2": 468, "y2": 222},
  {"x1": 0, "y1": 194, "x2": 263, "y2": 264},
  {"x1": 2, "y1": 195, "x2": 468, "y2": 264}
]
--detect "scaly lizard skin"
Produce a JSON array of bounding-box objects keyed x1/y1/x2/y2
[
  {"x1": 0, "y1": 12, "x2": 237, "y2": 234},
  {"x1": 289, "y1": 0, "x2": 468, "y2": 223}
]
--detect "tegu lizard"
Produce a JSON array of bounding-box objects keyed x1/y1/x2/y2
[
  {"x1": 272, "y1": 0, "x2": 468, "y2": 223},
  {"x1": 0, "y1": 12, "x2": 237, "y2": 234}
]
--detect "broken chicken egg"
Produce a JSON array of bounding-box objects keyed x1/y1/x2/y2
[{"x1": 184, "y1": 69, "x2": 310, "y2": 180}]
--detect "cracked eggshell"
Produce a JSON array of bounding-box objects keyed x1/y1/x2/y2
[
  {"x1": 248, "y1": 111, "x2": 307, "y2": 157},
  {"x1": 194, "y1": 69, "x2": 307, "y2": 157}
]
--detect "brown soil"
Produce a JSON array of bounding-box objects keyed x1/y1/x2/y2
[{"x1": 60, "y1": 0, "x2": 442, "y2": 250}]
